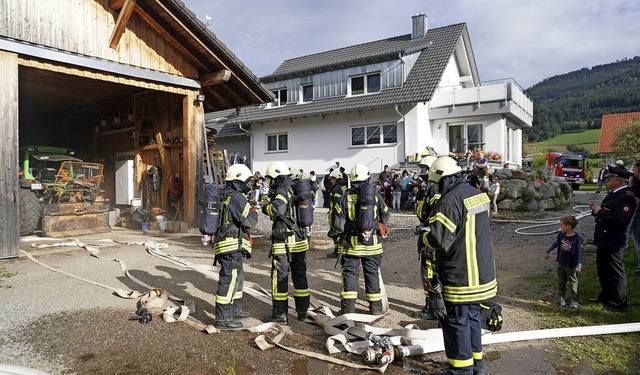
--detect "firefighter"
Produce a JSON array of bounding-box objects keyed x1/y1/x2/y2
[
  {"x1": 420, "y1": 156, "x2": 497, "y2": 374},
  {"x1": 330, "y1": 164, "x2": 390, "y2": 315},
  {"x1": 213, "y1": 164, "x2": 258, "y2": 329},
  {"x1": 262, "y1": 161, "x2": 310, "y2": 324},
  {"x1": 327, "y1": 168, "x2": 348, "y2": 258},
  {"x1": 412, "y1": 155, "x2": 441, "y2": 319},
  {"x1": 589, "y1": 166, "x2": 636, "y2": 312}
]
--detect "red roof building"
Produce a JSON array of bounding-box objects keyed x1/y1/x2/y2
[{"x1": 598, "y1": 112, "x2": 640, "y2": 153}]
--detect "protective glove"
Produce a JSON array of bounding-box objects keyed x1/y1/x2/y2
[
  {"x1": 480, "y1": 301, "x2": 503, "y2": 332},
  {"x1": 427, "y1": 291, "x2": 447, "y2": 320},
  {"x1": 327, "y1": 228, "x2": 338, "y2": 239}
]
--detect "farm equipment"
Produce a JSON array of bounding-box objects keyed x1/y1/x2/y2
[{"x1": 18, "y1": 146, "x2": 110, "y2": 237}]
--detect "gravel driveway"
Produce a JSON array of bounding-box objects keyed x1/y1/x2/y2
[{"x1": 0, "y1": 192, "x2": 603, "y2": 374}]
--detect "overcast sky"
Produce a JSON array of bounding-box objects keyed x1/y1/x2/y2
[{"x1": 182, "y1": 0, "x2": 640, "y2": 89}]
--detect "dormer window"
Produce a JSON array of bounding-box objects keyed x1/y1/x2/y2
[
  {"x1": 270, "y1": 88, "x2": 287, "y2": 107},
  {"x1": 349, "y1": 73, "x2": 381, "y2": 96},
  {"x1": 300, "y1": 84, "x2": 313, "y2": 103}
]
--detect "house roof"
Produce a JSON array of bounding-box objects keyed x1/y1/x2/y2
[
  {"x1": 598, "y1": 112, "x2": 640, "y2": 153},
  {"x1": 207, "y1": 23, "x2": 468, "y2": 136}
]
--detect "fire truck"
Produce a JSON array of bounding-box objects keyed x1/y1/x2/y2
[{"x1": 547, "y1": 152, "x2": 586, "y2": 190}]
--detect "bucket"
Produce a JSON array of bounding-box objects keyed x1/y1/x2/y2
[
  {"x1": 131, "y1": 198, "x2": 142, "y2": 208},
  {"x1": 156, "y1": 215, "x2": 167, "y2": 230},
  {"x1": 141, "y1": 222, "x2": 150, "y2": 231}
]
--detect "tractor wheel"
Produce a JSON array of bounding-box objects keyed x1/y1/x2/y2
[{"x1": 19, "y1": 189, "x2": 42, "y2": 236}]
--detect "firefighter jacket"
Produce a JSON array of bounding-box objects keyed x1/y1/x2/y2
[
  {"x1": 331, "y1": 186, "x2": 390, "y2": 257},
  {"x1": 416, "y1": 183, "x2": 441, "y2": 224},
  {"x1": 593, "y1": 186, "x2": 637, "y2": 250},
  {"x1": 213, "y1": 188, "x2": 258, "y2": 256},
  {"x1": 328, "y1": 180, "x2": 348, "y2": 224},
  {"x1": 422, "y1": 178, "x2": 497, "y2": 304},
  {"x1": 262, "y1": 178, "x2": 309, "y2": 254}
]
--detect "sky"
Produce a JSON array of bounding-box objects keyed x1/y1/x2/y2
[{"x1": 182, "y1": 0, "x2": 640, "y2": 89}]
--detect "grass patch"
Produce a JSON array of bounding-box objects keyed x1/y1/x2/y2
[
  {"x1": 0, "y1": 268, "x2": 15, "y2": 289},
  {"x1": 526, "y1": 244, "x2": 640, "y2": 373},
  {"x1": 525, "y1": 129, "x2": 601, "y2": 155}
]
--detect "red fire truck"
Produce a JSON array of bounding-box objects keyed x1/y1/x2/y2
[{"x1": 547, "y1": 153, "x2": 586, "y2": 190}]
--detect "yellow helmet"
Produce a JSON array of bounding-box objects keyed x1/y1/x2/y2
[
  {"x1": 265, "y1": 161, "x2": 291, "y2": 178},
  {"x1": 429, "y1": 156, "x2": 462, "y2": 183},
  {"x1": 349, "y1": 164, "x2": 370, "y2": 182},
  {"x1": 225, "y1": 164, "x2": 252, "y2": 182}
]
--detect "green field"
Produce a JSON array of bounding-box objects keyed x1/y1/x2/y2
[{"x1": 525, "y1": 129, "x2": 601, "y2": 154}]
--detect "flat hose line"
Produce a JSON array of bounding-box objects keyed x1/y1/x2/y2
[{"x1": 24, "y1": 237, "x2": 640, "y2": 372}]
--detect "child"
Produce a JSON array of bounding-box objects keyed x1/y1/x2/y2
[
  {"x1": 544, "y1": 215, "x2": 584, "y2": 308},
  {"x1": 488, "y1": 176, "x2": 500, "y2": 214}
]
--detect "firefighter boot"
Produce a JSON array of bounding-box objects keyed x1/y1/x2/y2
[
  {"x1": 268, "y1": 302, "x2": 288, "y2": 325},
  {"x1": 412, "y1": 297, "x2": 432, "y2": 319},
  {"x1": 369, "y1": 300, "x2": 384, "y2": 315},
  {"x1": 295, "y1": 296, "x2": 310, "y2": 321},
  {"x1": 215, "y1": 303, "x2": 243, "y2": 329},
  {"x1": 340, "y1": 299, "x2": 356, "y2": 315},
  {"x1": 232, "y1": 299, "x2": 250, "y2": 319}
]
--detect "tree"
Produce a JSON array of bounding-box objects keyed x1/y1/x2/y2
[{"x1": 612, "y1": 120, "x2": 640, "y2": 162}]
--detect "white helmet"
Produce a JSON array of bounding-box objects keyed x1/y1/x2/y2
[
  {"x1": 329, "y1": 169, "x2": 343, "y2": 180},
  {"x1": 418, "y1": 155, "x2": 438, "y2": 168},
  {"x1": 265, "y1": 161, "x2": 291, "y2": 178},
  {"x1": 429, "y1": 156, "x2": 462, "y2": 183},
  {"x1": 290, "y1": 167, "x2": 303, "y2": 180},
  {"x1": 349, "y1": 164, "x2": 370, "y2": 182},
  {"x1": 301, "y1": 171, "x2": 311, "y2": 180},
  {"x1": 225, "y1": 164, "x2": 252, "y2": 182}
]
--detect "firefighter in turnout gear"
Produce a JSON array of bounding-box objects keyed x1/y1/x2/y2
[
  {"x1": 420, "y1": 156, "x2": 497, "y2": 374},
  {"x1": 262, "y1": 161, "x2": 310, "y2": 324},
  {"x1": 413, "y1": 155, "x2": 442, "y2": 319},
  {"x1": 213, "y1": 164, "x2": 258, "y2": 329},
  {"x1": 327, "y1": 168, "x2": 348, "y2": 258},
  {"x1": 330, "y1": 164, "x2": 390, "y2": 315}
]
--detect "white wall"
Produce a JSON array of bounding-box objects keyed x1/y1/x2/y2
[
  {"x1": 403, "y1": 102, "x2": 432, "y2": 156},
  {"x1": 250, "y1": 108, "x2": 405, "y2": 176}
]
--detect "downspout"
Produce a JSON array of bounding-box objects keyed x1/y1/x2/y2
[
  {"x1": 395, "y1": 104, "x2": 407, "y2": 167},
  {"x1": 238, "y1": 123, "x2": 253, "y2": 170}
]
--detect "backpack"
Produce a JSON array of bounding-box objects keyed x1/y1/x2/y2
[
  {"x1": 199, "y1": 183, "x2": 224, "y2": 235},
  {"x1": 357, "y1": 182, "x2": 378, "y2": 233},
  {"x1": 294, "y1": 178, "x2": 314, "y2": 227}
]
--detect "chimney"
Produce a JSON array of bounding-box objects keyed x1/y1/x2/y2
[{"x1": 411, "y1": 13, "x2": 428, "y2": 40}]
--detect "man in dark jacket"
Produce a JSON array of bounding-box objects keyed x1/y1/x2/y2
[
  {"x1": 212, "y1": 164, "x2": 258, "y2": 329},
  {"x1": 589, "y1": 166, "x2": 637, "y2": 311},
  {"x1": 420, "y1": 156, "x2": 497, "y2": 375}
]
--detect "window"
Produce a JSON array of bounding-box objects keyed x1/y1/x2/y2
[
  {"x1": 349, "y1": 73, "x2": 381, "y2": 96},
  {"x1": 301, "y1": 84, "x2": 313, "y2": 103},
  {"x1": 350, "y1": 124, "x2": 397, "y2": 146},
  {"x1": 267, "y1": 133, "x2": 288, "y2": 152},
  {"x1": 448, "y1": 123, "x2": 484, "y2": 153},
  {"x1": 270, "y1": 88, "x2": 287, "y2": 107}
]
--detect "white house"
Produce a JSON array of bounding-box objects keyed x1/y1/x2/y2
[{"x1": 208, "y1": 13, "x2": 533, "y2": 176}]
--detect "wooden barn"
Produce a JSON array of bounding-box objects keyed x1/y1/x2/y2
[{"x1": 0, "y1": 0, "x2": 273, "y2": 258}]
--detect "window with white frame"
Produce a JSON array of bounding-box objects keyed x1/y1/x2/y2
[
  {"x1": 266, "y1": 133, "x2": 288, "y2": 152},
  {"x1": 270, "y1": 88, "x2": 288, "y2": 107},
  {"x1": 448, "y1": 123, "x2": 484, "y2": 153},
  {"x1": 349, "y1": 73, "x2": 381, "y2": 96},
  {"x1": 300, "y1": 84, "x2": 313, "y2": 103},
  {"x1": 350, "y1": 124, "x2": 397, "y2": 146}
]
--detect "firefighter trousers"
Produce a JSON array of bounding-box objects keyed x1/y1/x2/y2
[
  {"x1": 271, "y1": 252, "x2": 310, "y2": 316},
  {"x1": 215, "y1": 252, "x2": 244, "y2": 321},
  {"x1": 440, "y1": 303, "x2": 485, "y2": 375},
  {"x1": 340, "y1": 254, "x2": 383, "y2": 314}
]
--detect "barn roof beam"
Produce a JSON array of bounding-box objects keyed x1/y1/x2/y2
[
  {"x1": 109, "y1": 0, "x2": 137, "y2": 49},
  {"x1": 200, "y1": 69, "x2": 231, "y2": 87}
]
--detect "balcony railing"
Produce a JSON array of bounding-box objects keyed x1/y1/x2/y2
[{"x1": 430, "y1": 79, "x2": 533, "y2": 126}]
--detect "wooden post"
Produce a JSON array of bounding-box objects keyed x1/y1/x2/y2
[
  {"x1": 183, "y1": 91, "x2": 201, "y2": 227},
  {"x1": 0, "y1": 51, "x2": 20, "y2": 258}
]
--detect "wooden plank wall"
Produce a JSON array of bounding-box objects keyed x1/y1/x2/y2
[
  {"x1": 1, "y1": 0, "x2": 197, "y2": 78},
  {"x1": 0, "y1": 51, "x2": 20, "y2": 258}
]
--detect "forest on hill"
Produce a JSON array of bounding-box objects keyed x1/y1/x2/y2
[{"x1": 524, "y1": 56, "x2": 640, "y2": 142}]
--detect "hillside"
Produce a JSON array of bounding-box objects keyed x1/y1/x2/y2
[{"x1": 524, "y1": 56, "x2": 640, "y2": 142}]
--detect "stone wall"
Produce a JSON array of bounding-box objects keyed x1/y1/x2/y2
[{"x1": 491, "y1": 168, "x2": 573, "y2": 211}]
